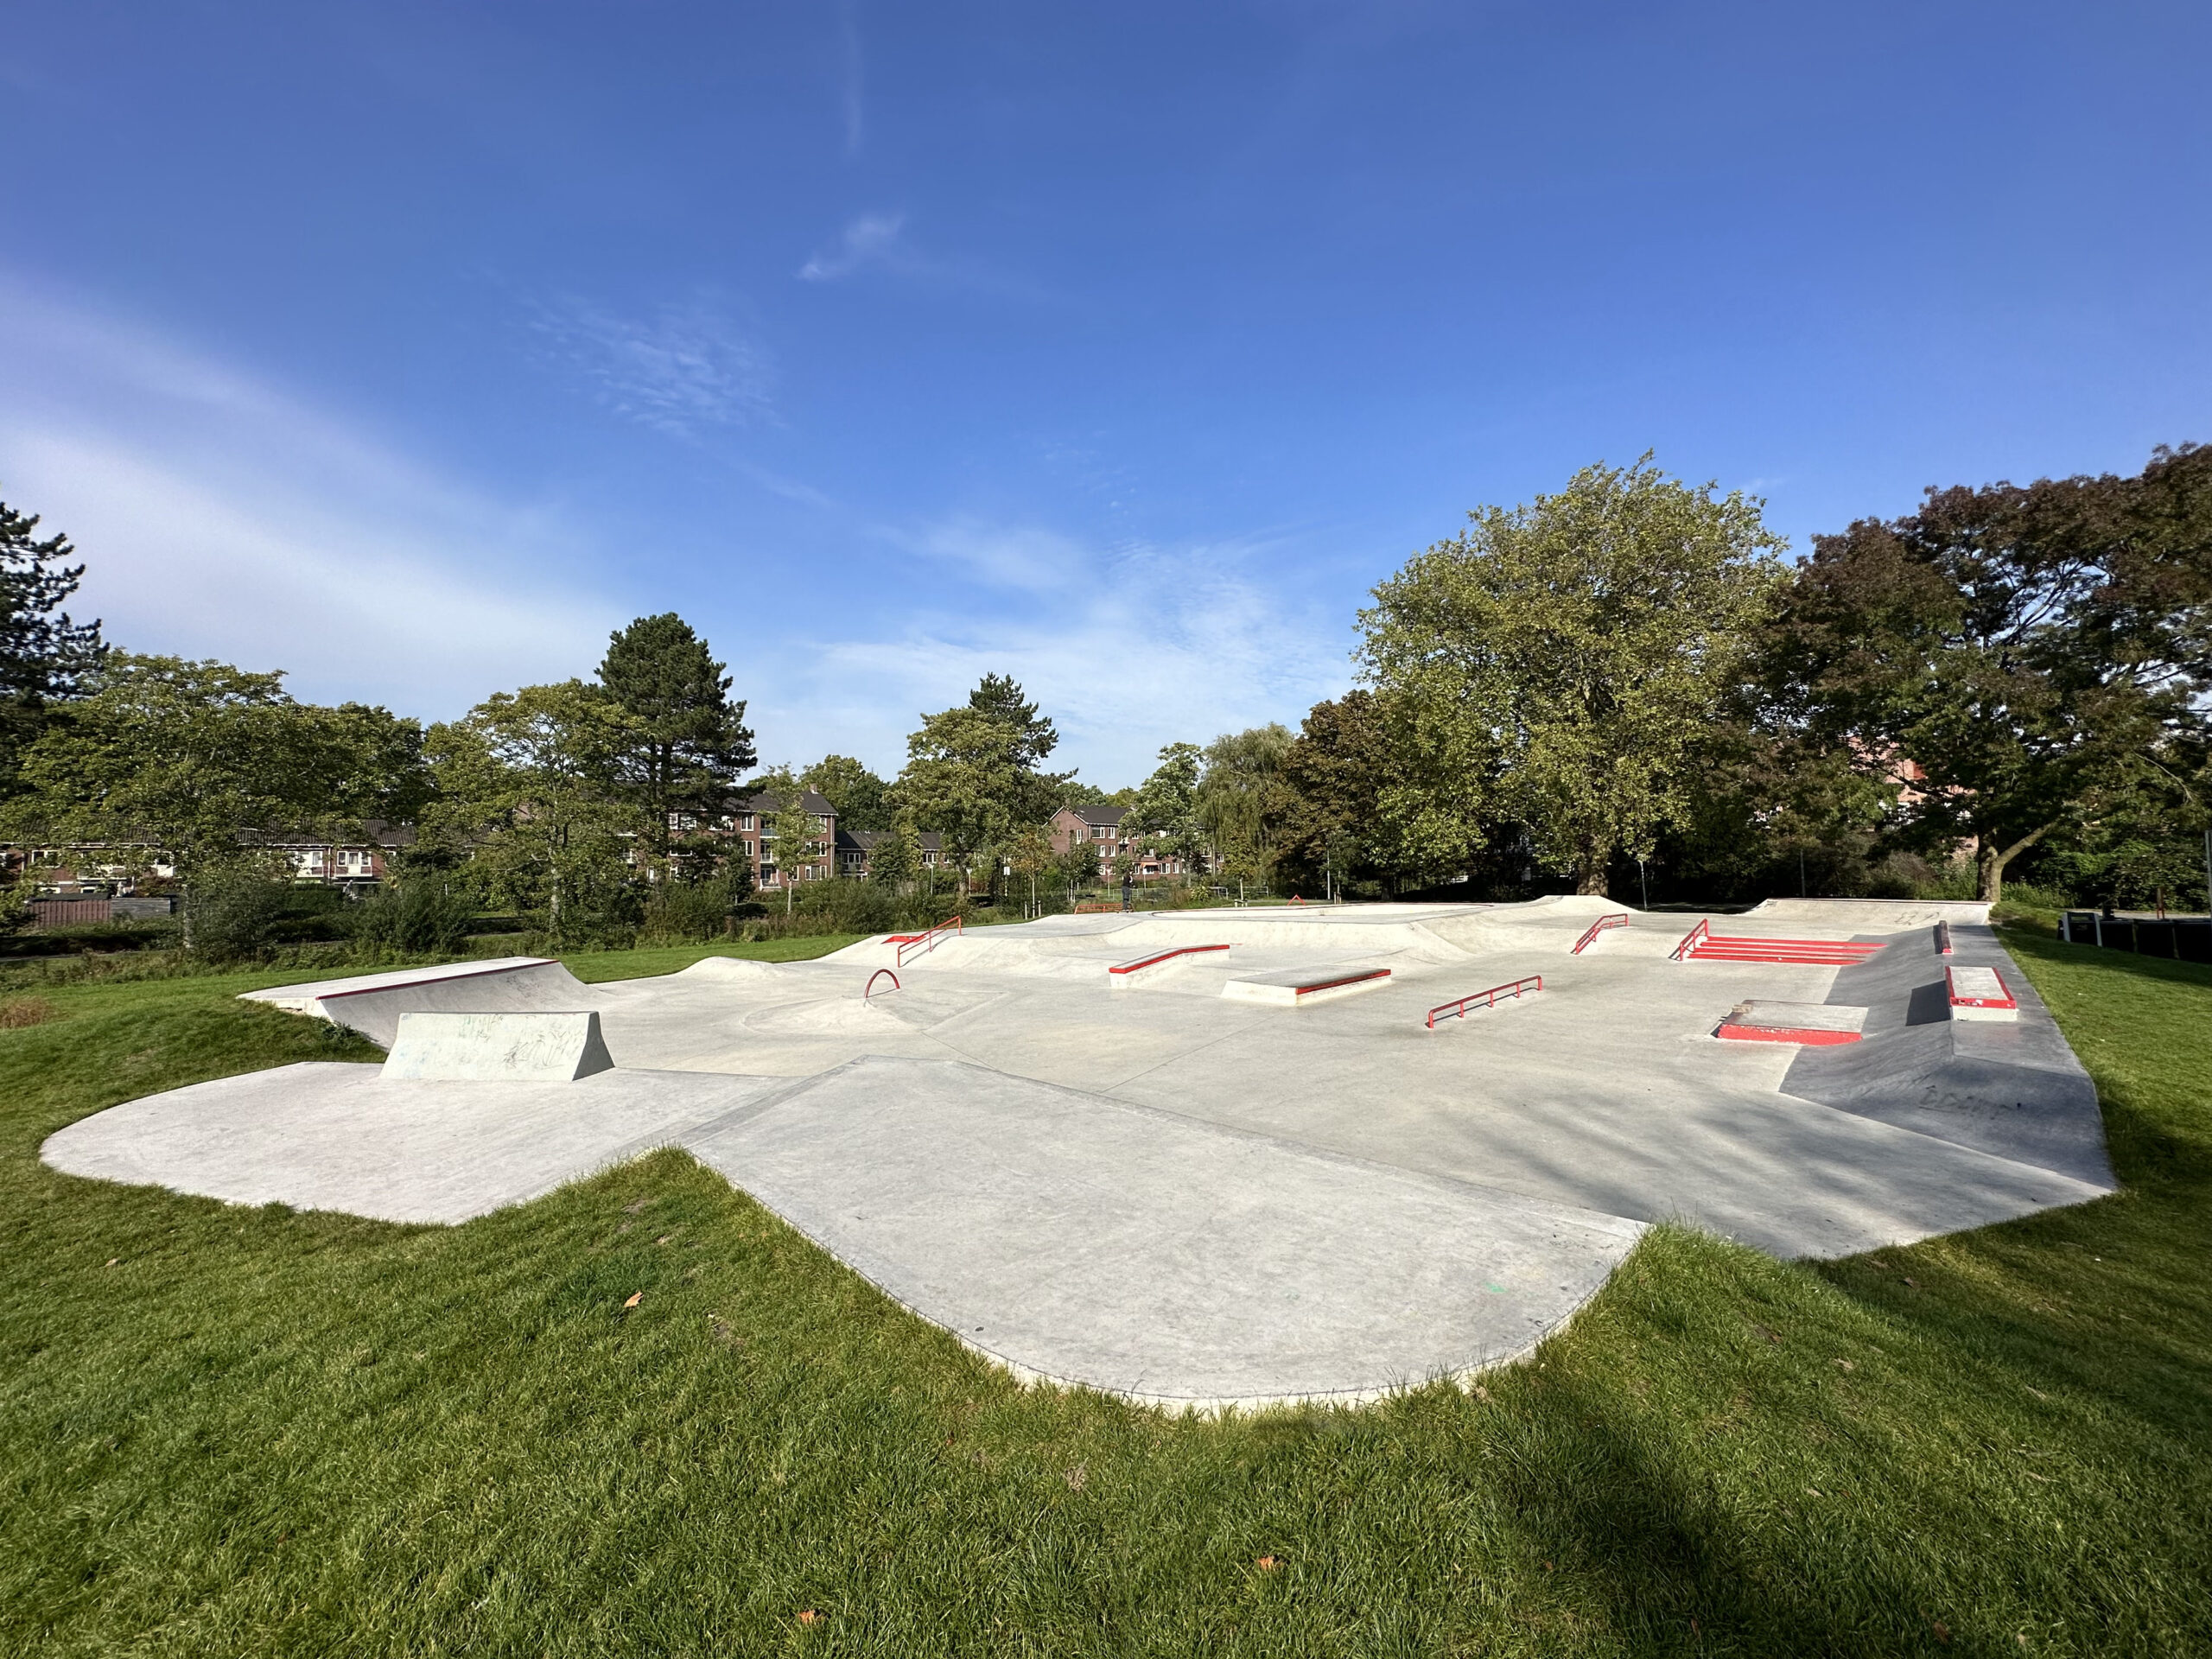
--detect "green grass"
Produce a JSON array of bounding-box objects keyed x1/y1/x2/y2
[{"x1": 2, "y1": 935, "x2": 2207, "y2": 1655}]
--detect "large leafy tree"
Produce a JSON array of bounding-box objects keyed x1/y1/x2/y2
[
  {"x1": 1277, "y1": 691, "x2": 1401, "y2": 896},
  {"x1": 423, "y1": 681, "x2": 645, "y2": 943},
  {"x1": 6, "y1": 654, "x2": 426, "y2": 880},
  {"x1": 1197, "y1": 724, "x2": 1298, "y2": 886},
  {"x1": 800, "y1": 753, "x2": 892, "y2": 831},
  {"x1": 1360, "y1": 456, "x2": 1787, "y2": 896},
  {"x1": 597, "y1": 613, "x2": 754, "y2": 865},
  {"x1": 1128, "y1": 741, "x2": 1208, "y2": 875},
  {"x1": 0, "y1": 494, "x2": 107, "y2": 791},
  {"x1": 895, "y1": 675, "x2": 1067, "y2": 887},
  {"x1": 1770, "y1": 444, "x2": 2212, "y2": 900}
]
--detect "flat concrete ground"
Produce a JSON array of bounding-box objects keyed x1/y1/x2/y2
[{"x1": 41, "y1": 896, "x2": 2111, "y2": 1408}]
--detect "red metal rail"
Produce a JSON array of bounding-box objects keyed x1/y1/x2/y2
[
  {"x1": 1427, "y1": 975, "x2": 1542, "y2": 1028},
  {"x1": 1108, "y1": 944, "x2": 1230, "y2": 976},
  {"x1": 1571, "y1": 912, "x2": 1630, "y2": 954},
  {"x1": 864, "y1": 968, "x2": 900, "y2": 999},
  {"x1": 895, "y1": 915, "x2": 963, "y2": 969}
]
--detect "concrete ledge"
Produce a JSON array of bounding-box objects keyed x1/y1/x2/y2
[
  {"x1": 383, "y1": 1010, "x2": 616, "y2": 1082},
  {"x1": 1947, "y1": 964, "x2": 2018, "y2": 1022},
  {"x1": 1221, "y1": 967, "x2": 1393, "y2": 1006},
  {"x1": 1717, "y1": 1001, "x2": 1868, "y2": 1046}
]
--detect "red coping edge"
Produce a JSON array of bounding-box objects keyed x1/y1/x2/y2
[
  {"x1": 316, "y1": 959, "x2": 550, "y2": 1001},
  {"x1": 1108, "y1": 944, "x2": 1231, "y2": 976},
  {"x1": 1715, "y1": 1023, "x2": 1863, "y2": 1046},
  {"x1": 1945, "y1": 965, "x2": 2016, "y2": 1009},
  {"x1": 1293, "y1": 967, "x2": 1392, "y2": 997}
]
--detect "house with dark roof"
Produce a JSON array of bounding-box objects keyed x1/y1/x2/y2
[
  {"x1": 834, "y1": 827, "x2": 946, "y2": 878},
  {"x1": 1047, "y1": 803, "x2": 1198, "y2": 880}
]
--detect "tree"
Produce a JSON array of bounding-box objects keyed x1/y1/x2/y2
[
  {"x1": 0, "y1": 493, "x2": 106, "y2": 793},
  {"x1": 1360, "y1": 455, "x2": 1788, "y2": 896},
  {"x1": 895, "y1": 677, "x2": 1068, "y2": 890},
  {"x1": 801, "y1": 753, "x2": 892, "y2": 831},
  {"x1": 867, "y1": 815, "x2": 922, "y2": 892},
  {"x1": 1770, "y1": 444, "x2": 2212, "y2": 900},
  {"x1": 597, "y1": 613, "x2": 754, "y2": 868},
  {"x1": 1007, "y1": 823, "x2": 1054, "y2": 916},
  {"x1": 1197, "y1": 724, "x2": 1298, "y2": 887},
  {"x1": 753, "y1": 766, "x2": 825, "y2": 915},
  {"x1": 1128, "y1": 741, "x2": 1208, "y2": 877},
  {"x1": 423, "y1": 681, "x2": 645, "y2": 944},
  {"x1": 1277, "y1": 691, "x2": 1400, "y2": 896},
  {"x1": 7, "y1": 654, "x2": 427, "y2": 882}
]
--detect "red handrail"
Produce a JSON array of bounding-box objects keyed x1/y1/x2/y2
[
  {"x1": 895, "y1": 915, "x2": 963, "y2": 969},
  {"x1": 1572, "y1": 912, "x2": 1630, "y2": 954},
  {"x1": 1670, "y1": 919, "x2": 1711, "y2": 961},
  {"x1": 1427, "y1": 975, "x2": 1542, "y2": 1028},
  {"x1": 864, "y1": 968, "x2": 900, "y2": 999}
]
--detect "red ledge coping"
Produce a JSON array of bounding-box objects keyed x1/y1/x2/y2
[
  {"x1": 1108, "y1": 944, "x2": 1231, "y2": 976},
  {"x1": 1293, "y1": 968, "x2": 1392, "y2": 996},
  {"x1": 1716, "y1": 1022, "x2": 1863, "y2": 1046},
  {"x1": 1946, "y1": 965, "x2": 2017, "y2": 1010}
]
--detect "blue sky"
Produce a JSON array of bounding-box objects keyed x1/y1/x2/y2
[{"x1": 3, "y1": 3, "x2": 2207, "y2": 788}]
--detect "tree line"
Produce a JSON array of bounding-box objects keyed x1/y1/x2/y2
[
  {"x1": 1192, "y1": 447, "x2": 2211, "y2": 909},
  {"x1": 0, "y1": 440, "x2": 2203, "y2": 956}
]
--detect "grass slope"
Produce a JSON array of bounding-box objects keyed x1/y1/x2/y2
[{"x1": 1, "y1": 934, "x2": 2207, "y2": 1656}]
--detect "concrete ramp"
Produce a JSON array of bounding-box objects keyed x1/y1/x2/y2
[
  {"x1": 242, "y1": 957, "x2": 595, "y2": 1048},
  {"x1": 383, "y1": 1011, "x2": 615, "y2": 1082},
  {"x1": 673, "y1": 955, "x2": 787, "y2": 983},
  {"x1": 1783, "y1": 922, "x2": 2113, "y2": 1187},
  {"x1": 681, "y1": 1056, "x2": 1643, "y2": 1410}
]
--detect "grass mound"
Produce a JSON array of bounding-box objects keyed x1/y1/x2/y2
[{"x1": 1, "y1": 934, "x2": 2207, "y2": 1654}]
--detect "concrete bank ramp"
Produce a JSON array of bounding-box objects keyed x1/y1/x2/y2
[
  {"x1": 241, "y1": 958, "x2": 597, "y2": 1048},
  {"x1": 41, "y1": 1063, "x2": 783, "y2": 1225},
  {"x1": 681, "y1": 1056, "x2": 1643, "y2": 1410},
  {"x1": 383, "y1": 1010, "x2": 615, "y2": 1082},
  {"x1": 1784, "y1": 921, "x2": 2113, "y2": 1187}
]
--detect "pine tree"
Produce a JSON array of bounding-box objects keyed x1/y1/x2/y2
[
  {"x1": 597, "y1": 614, "x2": 755, "y2": 866},
  {"x1": 0, "y1": 494, "x2": 107, "y2": 792}
]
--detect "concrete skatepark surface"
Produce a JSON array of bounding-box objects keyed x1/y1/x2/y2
[{"x1": 43, "y1": 896, "x2": 2114, "y2": 1410}]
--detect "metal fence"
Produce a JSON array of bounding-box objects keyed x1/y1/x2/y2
[{"x1": 2061, "y1": 912, "x2": 2212, "y2": 964}]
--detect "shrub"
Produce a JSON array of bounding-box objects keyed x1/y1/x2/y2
[
  {"x1": 637, "y1": 880, "x2": 741, "y2": 946},
  {"x1": 184, "y1": 868, "x2": 291, "y2": 962},
  {"x1": 351, "y1": 881, "x2": 480, "y2": 956}
]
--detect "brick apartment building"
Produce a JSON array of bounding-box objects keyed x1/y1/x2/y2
[{"x1": 1047, "y1": 803, "x2": 1196, "y2": 880}]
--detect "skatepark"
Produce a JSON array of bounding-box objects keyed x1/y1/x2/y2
[{"x1": 43, "y1": 895, "x2": 2111, "y2": 1411}]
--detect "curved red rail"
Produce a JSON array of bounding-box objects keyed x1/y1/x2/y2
[{"x1": 865, "y1": 968, "x2": 900, "y2": 999}]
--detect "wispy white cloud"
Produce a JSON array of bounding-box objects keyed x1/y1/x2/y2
[
  {"x1": 526, "y1": 292, "x2": 773, "y2": 435},
  {"x1": 761, "y1": 522, "x2": 1351, "y2": 785},
  {"x1": 798, "y1": 212, "x2": 908, "y2": 281},
  {"x1": 0, "y1": 277, "x2": 619, "y2": 717}
]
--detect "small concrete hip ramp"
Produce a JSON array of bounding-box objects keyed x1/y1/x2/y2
[{"x1": 383, "y1": 1010, "x2": 616, "y2": 1082}]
